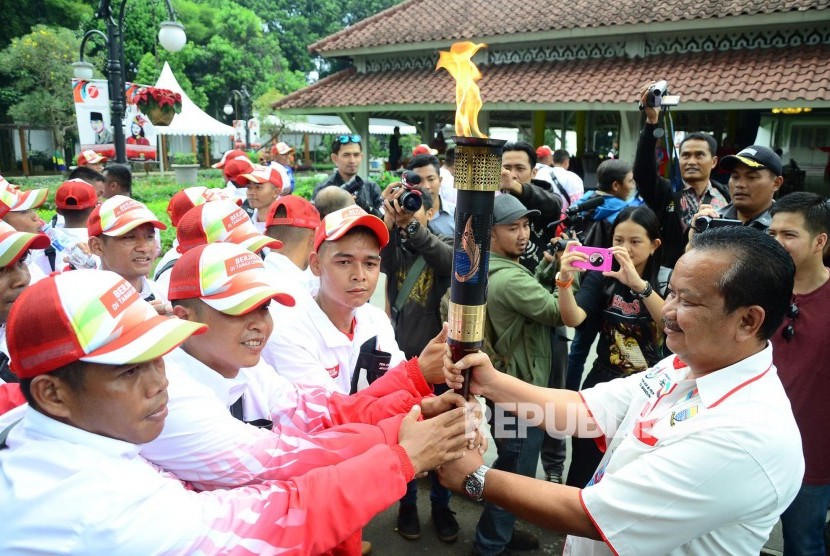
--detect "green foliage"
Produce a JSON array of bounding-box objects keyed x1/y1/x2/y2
[
  {"x1": 0, "y1": 0, "x2": 93, "y2": 49},
  {"x1": 236, "y1": 0, "x2": 402, "y2": 74},
  {"x1": 0, "y1": 25, "x2": 86, "y2": 152},
  {"x1": 172, "y1": 152, "x2": 197, "y2": 165}
]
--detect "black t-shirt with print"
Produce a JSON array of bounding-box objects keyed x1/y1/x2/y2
[{"x1": 575, "y1": 271, "x2": 664, "y2": 378}]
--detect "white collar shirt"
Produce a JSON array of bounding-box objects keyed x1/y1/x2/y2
[
  {"x1": 0, "y1": 405, "x2": 411, "y2": 554},
  {"x1": 267, "y1": 300, "x2": 405, "y2": 394},
  {"x1": 139, "y1": 348, "x2": 392, "y2": 489},
  {"x1": 566, "y1": 345, "x2": 803, "y2": 555}
]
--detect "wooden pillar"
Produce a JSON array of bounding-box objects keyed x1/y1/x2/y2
[
  {"x1": 159, "y1": 135, "x2": 168, "y2": 173},
  {"x1": 202, "y1": 136, "x2": 210, "y2": 168},
  {"x1": 18, "y1": 128, "x2": 29, "y2": 177},
  {"x1": 479, "y1": 111, "x2": 491, "y2": 137},
  {"x1": 532, "y1": 110, "x2": 546, "y2": 148},
  {"x1": 190, "y1": 135, "x2": 197, "y2": 159},
  {"x1": 618, "y1": 110, "x2": 640, "y2": 163},
  {"x1": 303, "y1": 133, "x2": 311, "y2": 166},
  {"x1": 575, "y1": 111, "x2": 587, "y2": 157},
  {"x1": 423, "y1": 112, "x2": 435, "y2": 144}
]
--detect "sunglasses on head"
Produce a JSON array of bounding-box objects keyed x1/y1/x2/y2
[
  {"x1": 337, "y1": 134, "x2": 361, "y2": 144},
  {"x1": 782, "y1": 302, "x2": 799, "y2": 342}
]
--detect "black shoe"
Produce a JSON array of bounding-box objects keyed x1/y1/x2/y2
[
  {"x1": 396, "y1": 503, "x2": 420, "y2": 540},
  {"x1": 545, "y1": 472, "x2": 562, "y2": 484},
  {"x1": 506, "y1": 528, "x2": 539, "y2": 551},
  {"x1": 431, "y1": 504, "x2": 459, "y2": 543}
]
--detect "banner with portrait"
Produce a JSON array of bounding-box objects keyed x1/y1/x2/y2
[{"x1": 72, "y1": 79, "x2": 158, "y2": 162}]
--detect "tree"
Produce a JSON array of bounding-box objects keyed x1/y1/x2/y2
[
  {"x1": 0, "y1": 25, "x2": 90, "y2": 155},
  {"x1": 0, "y1": 0, "x2": 93, "y2": 49},
  {"x1": 236, "y1": 0, "x2": 403, "y2": 75}
]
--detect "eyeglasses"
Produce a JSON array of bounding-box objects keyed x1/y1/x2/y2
[
  {"x1": 337, "y1": 134, "x2": 361, "y2": 144},
  {"x1": 782, "y1": 302, "x2": 799, "y2": 342}
]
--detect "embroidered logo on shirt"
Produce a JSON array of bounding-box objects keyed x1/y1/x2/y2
[
  {"x1": 326, "y1": 365, "x2": 340, "y2": 378},
  {"x1": 670, "y1": 406, "x2": 698, "y2": 426}
]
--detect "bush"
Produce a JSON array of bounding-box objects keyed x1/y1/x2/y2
[{"x1": 172, "y1": 152, "x2": 197, "y2": 165}]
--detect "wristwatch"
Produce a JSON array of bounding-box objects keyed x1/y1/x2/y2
[
  {"x1": 630, "y1": 281, "x2": 653, "y2": 300},
  {"x1": 404, "y1": 220, "x2": 420, "y2": 238},
  {"x1": 463, "y1": 464, "x2": 490, "y2": 501}
]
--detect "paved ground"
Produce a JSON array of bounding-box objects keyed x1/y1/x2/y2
[{"x1": 368, "y1": 274, "x2": 786, "y2": 555}]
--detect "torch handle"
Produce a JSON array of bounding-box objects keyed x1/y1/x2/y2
[{"x1": 449, "y1": 338, "x2": 481, "y2": 400}]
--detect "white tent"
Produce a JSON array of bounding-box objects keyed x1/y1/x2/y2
[
  {"x1": 153, "y1": 62, "x2": 235, "y2": 138},
  {"x1": 150, "y1": 62, "x2": 234, "y2": 169}
]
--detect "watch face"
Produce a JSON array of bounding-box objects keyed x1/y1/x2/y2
[{"x1": 464, "y1": 474, "x2": 484, "y2": 500}]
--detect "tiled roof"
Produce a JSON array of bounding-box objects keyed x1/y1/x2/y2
[
  {"x1": 310, "y1": 0, "x2": 828, "y2": 53},
  {"x1": 274, "y1": 45, "x2": 830, "y2": 110}
]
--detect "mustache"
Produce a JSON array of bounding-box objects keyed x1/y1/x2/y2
[{"x1": 662, "y1": 317, "x2": 681, "y2": 331}]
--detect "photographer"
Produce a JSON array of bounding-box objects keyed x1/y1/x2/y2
[
  {"x1": 500, "y1": 141, "x2": 562, "y2": 273},
  {"x1": 557, "y1": 205, "x2": 666, "y2": 489},
  {"x1": 313, "y1": 135, "x2": 383, "y2": 218},
  {"x1": 688, "y1": 145, "x2": 783, "y2": 245},
  {"x1": 634, "y1": 81, "x2": 730, "y2": 268},
  {"x1": 381, "y1": 168, "x2": 459, "y2": 544}
]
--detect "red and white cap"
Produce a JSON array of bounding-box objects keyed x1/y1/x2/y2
[
  {"x1": 0, "y1": 220, "x2": 50, "y2": 267},
  {"x1": 271, "y1": 142, "x2": 295, "y2": 155},
  {"x1": 175, "y1": 199, "x2": 282, "y2": 254},
  {"x1": 212, "y1": 149, "x2": 248, "y2": 169},
  {"x1": 166, "y1": 186, "x2": 240, "y2": 227},
  {"x1": 412, "y1": 144, "x2": 438, "y2": 156},
  {"x1": 87, "y1": 195, "x2": 166, "y2": 237},
  {"x1": 77, "y1": 150, "x2": 106, "y2": 166},
  {"x1": 266, "y1": 195, "x2": 320, "y2": 230},
  {"x1": 0, "y1": 176, "x2": 48, "y2": 211},
  {"x1": 167, "y1": 242, "x2": 295, "y2": 315},
  {"x1": 536, "y1": 145, "x2": 553, "y2": 158},
  {"x1": 314, "y1": 205, "x2": 389, "y2": 251},
  {"x1": 236, "y1": 164, "x2": 284, "y2": 189},
  {"x1": 56, "y1": 179, "x2": 99, "y2": 211},
  {"x1": 7, "y1": 270, "x2": 206, "y2": 379},
  {"x1": 224, "y1": 156, "x2": 256, "y2": 185}
]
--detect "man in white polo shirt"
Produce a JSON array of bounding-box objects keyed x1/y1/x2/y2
[
  {"x1": 269, "y1": 205, "x2": 409, "y2": 394},
  {"x1": 0, "y1": 270, "x2": 472, "y2": 555},
  {"x1": 440, "y1": 225, "x2": 803, "y2": 555}
]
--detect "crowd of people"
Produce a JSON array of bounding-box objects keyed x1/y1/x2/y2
[{"x1": 0, "y1": 82, "x2": 826, "y2": 555}]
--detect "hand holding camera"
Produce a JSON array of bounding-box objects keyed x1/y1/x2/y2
[{"x1": 383, "y1": 170, "x2": 424, "y2": 231}]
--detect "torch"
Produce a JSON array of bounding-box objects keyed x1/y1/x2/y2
[{"x1": 437, "y1": 42, "x2": 505, "y2": 399}]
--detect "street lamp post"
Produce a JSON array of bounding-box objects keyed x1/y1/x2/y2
[
  {"x1": 73, "y1": 0, "x2": 186, "y2": 164},
  {"x1": 223, "y1": 87, "x2": 252, "y2": 150}
]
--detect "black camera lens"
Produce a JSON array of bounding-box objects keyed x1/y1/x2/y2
[
  {"x1": 399, "y1": 191, "x2": 423, "y2": 212},
  {"x1": 693, "y1": 216, "x2": 712, "y2": 234}
]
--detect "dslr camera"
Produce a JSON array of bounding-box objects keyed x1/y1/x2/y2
[
  {"x1": 692, "y1": 215, "x2": 743, "y2": 234},
  {"x1": 391, "y1": 170, "x2": 423, "y2": 213}
]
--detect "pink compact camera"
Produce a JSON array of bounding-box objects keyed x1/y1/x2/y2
[{"x1": 571, "y1": 246, "x2": 613, "y2": 272}]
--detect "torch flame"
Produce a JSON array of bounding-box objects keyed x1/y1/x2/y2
[{"x1": 436, "y1": 41, "x2": 488, "y2": 138}]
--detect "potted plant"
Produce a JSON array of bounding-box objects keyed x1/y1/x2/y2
[
  {"x1": 133, "y1": 87, "x2": 182, "y2": 126},
  {"x1": 171, "y1": 151, "x2": 199, "y2": 185}
]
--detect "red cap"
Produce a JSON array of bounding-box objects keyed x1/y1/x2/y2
[
  {"x1": 412, "y1": 144, "x2": 438, "y2": 156},
  {"x1": 166, "y1": 187, "x2": 241, "y2": 227},
  {"x1": 224, "y1": 157, "x2": 255, "y2": 186},
  {"x1": 271, "y1": 142, "x2": 294, "y2": 156},
  {"x1": 266, "y1": 196, "x2": 321, "y2": 230},
  {"x1": 236, "y1": 165, "x2": 284, "y2": 190},
  {"x1": 87, "y1": 195, "x2": 166, "y2": 237},
  {"x1": 7, "y1": 270, "x2": 206, "y2": 379},
  {"x1": 314, "y1": 205, "x2": 389, "y2": 251},
  {"x1": 56, "y1": 179, "x2": 98, "y2": 211},
  {"x1": 536, "y1": 145, "x2": 553, "y2": 158},
  {"x1": 212, "y1": 149, "x2": 248, "y2": 169},
  {"x1": 176, "y1": 200, "x2": 282, "y2": 254},
  {"x1": 77, "y1": 150, "x2": 106, "y2": 166},
  {"x1": 168, "y1": 243, "x2": 294, "y2": 315}
]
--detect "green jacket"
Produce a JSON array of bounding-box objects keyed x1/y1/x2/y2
[{"x1": 485, "y1": 253, "x2": 564, "y2": 387}]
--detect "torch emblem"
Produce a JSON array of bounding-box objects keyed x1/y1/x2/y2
[{"x1": 454, "y1": 215, "x2": 481, "y2": 283}]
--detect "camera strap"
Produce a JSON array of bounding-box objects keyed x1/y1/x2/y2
[
  {"x1": 664, "y1": 109, "x2": 684, "y2": 193},
  {"x1": 391, "y1": 256, "x2": 426, "y2": 322}
]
